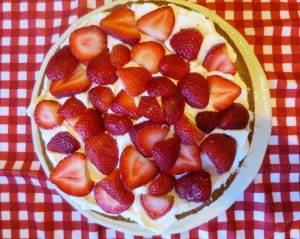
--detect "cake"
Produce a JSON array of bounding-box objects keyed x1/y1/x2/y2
[{"x1": 28, "y1": 1, "x2": 255, "y2": 233}]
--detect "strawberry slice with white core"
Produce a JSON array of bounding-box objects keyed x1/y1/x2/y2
[
  {"x1": 34, "y1": 100, "x2": 64, "y2": 130},
  {"x1": 49, "y1": 152, "x2": 94, "y2": 196}
]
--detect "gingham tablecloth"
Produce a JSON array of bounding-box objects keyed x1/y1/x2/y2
[{"x1": 0, "y1": 0, "x2": 299, "y2": 238}]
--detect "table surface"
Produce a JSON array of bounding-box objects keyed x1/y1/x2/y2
[{"x1": 0, "y1": 0, "x2": 299, "y2": 238}]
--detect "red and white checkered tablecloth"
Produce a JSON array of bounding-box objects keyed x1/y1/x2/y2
[{"x1": 0, "y1": 0, "x2": 299, "y2": 238}]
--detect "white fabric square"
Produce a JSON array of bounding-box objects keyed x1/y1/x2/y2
[
  {"x1": 15, "y1": 176, "x2": 25, "y2": 184},
  {"x1": 37, "y1": 230, "x2": 45, "y2": 239},
  {"x1": 290, "y1": 229, "x2": 300, "y2": 239},
  {"x1": 218, "y1": 230, "x2": 227, "y2": 238},
  {"x1": 286, "y1": 117, "x2": 296, "y2": 126},
  {"x1": 283, "y1": 63, "x2": 292, "y2": 72},
  {"x1": 2, "y1": 37, "x2": 10, "y2": 46},
  {"x1": 0, "y1": 160, "x2": 6, "y2": 169},
  {"x1": 3, "y1": 20, "x2": 11, "y2": 29},
  {"x1": 35, "y1": 193, "x2": 45, "y2": 203},
  {"x1": 280, "y1": 11, "x2": 289, "y2": 19},
  {"x1": 20, "y1": 229, "x2": 29, "y2": 239},
  {"x1": 31, "y1": 178, "x2": 41, "y2": 186},
  {"x1": 19, "y1": 54, "x2": 28, "y2": 63},
  {"x1": 2, "y1": 229, "x2": 11, "y2": 239},
  {"x1": 289, "y1": 154, "x2": 299, "y2": 164},
  {"x1": 19, "y1": 36, "x2": 28, "y2": 46},
  {"x1": 270, "y1": 154, "x2": 280, "y2": 164},
  {"x1": 72, "y1": 231, "x2": 81, "y2": 238},
  {"x1": 243, "y1": 11, "x2": 253, "y2": 20},
  {"x1": 20, "y1": 19, "x2": 28, "y2": 29},
  {"x1": 272, "y1": 192, "x2": 281, "y2": 202},
  {"x1": 286, "y1": 80, "x2": 297, "y2": 89},
  {"x1": 254, "y1": 230, "x2": 264, "y2": 238},
  {"x1": 0, "y1": 142, "x2": 8, "y2": 151},
  {"x1": 18, "y1": 71, "x2": 27, "y2": 81},
  {"x1": 275, "y1": 212, "x2": 284, "y2": 222},
  {"x1": 2, "y1": 54, "x2": 10, "y2": 63},
  {"x1": 17, "y1": 89, "x2": 27, "y2": 98},
  {"x1": 13, "y1": 161, "x2": 24, "y2": 170},
  {"x1": 53, "y1": 19, "x2": 61, "y2": 27},
  {"x1": 30, "y1": 161, "x2": 41, "y2": 171},
  {"x1": 36, "y1": 54, "x2": 44, "y2": 62},
  {"x1": 264, "y1": 63, "x2": 274, "y2": 72},
  {"x1": 54, "y1": 2, "x2": 63, "y2": 11},
  {"x1": 261, "y1": 11, "x2": 271, "y2": 20},
  {"x1": 0, "y1": 193, "x2": 9, "y2": 202},
  {"x1": 3, "y1": 3, "x2": 11, "y2": 12},
  {"x1": 20, "y1": 2, "x2": 28, "y2": 11},
  {"x1": 1, "y1": 71, "x2": 9, "y2": 81},
  {"x1": 274, "y1": 232, "x2": 285, "y2": 239},
  {"x1": 269, "y1": 135, "x2": 279, "y2": 145},
  {"x1": 290, "y1": 192, "x2": 300, "y2": 202},
  {"x1": 271, "y1": 173, "x2": 280, "y2": 183},
  {"x1": 235, "y1": 210, "x2": 245, "y2": 220},
  {"x1": 34, "y1": 212, "x2": 44, "y2": 222},
  {"x1": 37, "y1": 3, "x2": 46, "y2": 11},
  {"x1": 1, "y1": 211, "x2": 10, "y2": 220},
  {"x1": 225, "y1": 11, "x2": 234, "y2": 20},
  {"x1": 281, "y1": 45, "x2": 291, "y2": 54},
  {"x1": 263, "y1": 45, "x2": 272, "y2": 54},
  {"x1": 289, "y1": 173, "x2": 299, "y2": 183},
  {"x1": 0, "y1": 89, "x2": 9, "y2": 98},
  {"x1": 282, "y1": 26, "x2": 291, "y2": 36},
  {"x1": 36, "y1": 36, "x2": 45, "y2": 45},
  {"x1": 0, "y1": 124, "x2": 8, "y2": 134},
  {"x1": 68, "y1": 15, "x2": 77, "y2": 24},
  {"x1": 36, "y1": 19, "x2": 45, "y2": 28},
  {"x1": 54, "y1": 230, "x2": 63, "y2": 238},
  {"x1": 19, "y1": 211, "x2": 28, "y2": 220},
  {"x1": 17, "y1": 124, "x2": 26, "y2": 134},
  {"x1": 18, "y1": 192, "x2": 26, "y2": 202},
  {"x1": 288, "y1": 135, "x2": 298, "y2": 145},
  {"x1": 217, "y1": 212, "x2": 227, "y2": 222},
  {"x1": 17, "y1": 143, "x2": 26, "y2": 152},
  {"x1": 52, "y1": 194, "x2": 62, "y2": 203},
  {"x1": 245, "y1": 28, "x2": 255, "y2": 35},
  {"x1": 254, "y1": 193, "x2": 265, "y2": 203},
  {"x1": 264, "y1": 27, "x2": 273, "y2": 36},
  {"x1": 17, "y1": 107, "x2": 27, "y2": 116},
  {"x1": 72, "y1": 211, "x2": 81, "y2": 221},
  {"x1": 54, "y1": 211, "x2": 63, "y2": 221},
  {"x1": 254, "y1": 211, "x2": 264, "y2": 221},
  {"x1": 198, "y1": 230, "x2": 209, "y2": 239},
  {"x1": 236, "y1": 230, "x2": 245, "y2": 239}
]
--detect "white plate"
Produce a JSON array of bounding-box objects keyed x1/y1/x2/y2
[{"x1": 30, "y1": 0, "x2": 271, "y2": 236}]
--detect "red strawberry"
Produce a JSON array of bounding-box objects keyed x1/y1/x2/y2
[
  {"x1": 208, "y1": 75, "x2": 241, "y2": 111},
  {"x1": 148, "y1": 173, "x2": 175, "y2": 196},
  {"x1": 218, "y1": 103, "x2": 249, "y2": 129},
  {"x1": 49, "y1": 152, "x2": 94, "y2": 196},
  {"x1": 136, "y1": 6, "x2": 175, "y2": 42},
  {"x1": 195, "y1": 111, "x2": 220, "y2": 134},
  {"x1": 170, "y1": 28, "x2": 203, "y2": 61},
  {"x1": 161, "y1": 94, "x2": 185, "y2": 124},
  {"x1": 131, "y1": 41, "x2": 165, "y2": 73},
  {"x1": 69, "y1": 25, "x2": 107, "y2": 62},
  {"x1": 85, "y1": 133, "x2": 119, "y2": 175},
  {"x1": 74, "y1": 109, "x2": 105, "y2": 140},
  {"x1": 146, "y1": 76, "x2": 177, "y2": 97},
  {"x1": 167, "y1": 144, "x2": 202, "y2": 175},
  {"x1": 138, "y1": 96, "x2": 164, "y2": 123},
  {"x1": 175, "y1": 170, "x2": 211, "y2": 202},
  {"x1": 110, "y1": 44, "x2": 130, "y2": 68},
  {"x1": 47, "y1": 132, "x2": 80, "y2": 154},
  {"x1": 45, "y1": 46, "x2": 79, "y2": 81},
  {"x1": 158, "y1": 54, "x2": 190, "y2": 80},
  {"x1": 34, "y1": 100, "x2": 64, "y2": 130},
  {"x1": 116, "y1": 67, "x2": 152, "y2": 97},
  {"x1": 88, "y1": 86, "x2": 114, "y2": 113},
  {"x1": 94, "y1": 169, "x2": 134, "y2": 214},
  {"x1": 174, "y1": 116, "x2": 204, "y2": 145},
  {"x1": 152, "y1": 137, "x2": 180, "y2": 171},
  {"x1": 100, "y1": 8, "x2": 140, "y2": 45},
  {"x1": 50, "y1": 64, "x2": 92, "y2": 98},
  {"x1": 110, "y1": 90, "x2": 140, "y2": 119},
  {"x1": 140, "y1": 194, "x2": 174, "y2": 220},
  {"x1": 200, "y1": 134, "x2": 237, "y2": 173},
  {"x1": 120, "y1": 145, "x2": 159, "y2": 190},
  {"x1": 178, "y1": 73, "x2": 210, "y2": 109},
  {"x1": 202, "y1": 43, "x2": 237, "y2": 75},
  {"x1": 129, "y1": 121, "x2": 169, "y2": 157},
  {"x1": 103, "y1": 113, "x2": 133, "y2": 136},
  {"x1": 86, "y1": 50, "x2": 117, "y2": 85}
]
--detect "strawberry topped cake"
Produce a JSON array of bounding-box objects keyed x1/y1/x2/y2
[{"x1": 28, "y1": 2, "x2": 254, "y2": 232}]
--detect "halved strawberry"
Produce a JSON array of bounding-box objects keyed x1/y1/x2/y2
[
  {"x1": 120, "y1": 145, "x2": 159, "y2": 190},
  {"x1": 195, "y1": 111, "x2": 220, "y2": 134},
  {"x1": 218, "y1": 103, "x2": 249, "y2": 129},
  {"x1": 167, "y1": 144, "x2": 202, "y2": 175},
  {"x1": 110, "y1": 90, "x2": 140, "y2": 119},
  {"x1": 140, "y1": 194, "x2": 174, "y2": 220},
  {"x1": 131, "y1": 41, "x2": 165, "y2": 73},
  {"x1": 116, "y1": 67, "x2": 152, "y2": 97},
  {"x1": 49, "y1": 152, "x2": 94, "y2": 196},
  {"x1": 100, "y1": 8, "x2": 140, "y2": 45},
  {"x1": 148, "y1": 173, "x2": 175, "y2": 196},
  {"x1": 146, "y1": 76, "x2": 177, "y2": 97},
  {"x1": 161, "y1": 94, "x2": 185, "y2": 125},
  {"x1": 85, "y1": 133, "x2": 119, "y2": 175},
  {"x1": 138, "y1": 96, "x2": 164, "y2": 123},
  {"x1": 103, "y1": 113, "x2": 133, "y2": 136},
  {"x1": 88, "y1": 86, "x2": 114, "y2": 113},
  {"x1": 47, "y1": 131, "x2": 80, "y2": 154},
  {"x1": 202, "y1": 43, "x2": 237, "y2": 75},
  {"x1": 50, "y1": 64, "x2": 92, "y2": 99},
  {"x1": 34, "y1": 100, "x2": 64, "y2": 130},
  {"x1": 86, "y1": 50, "x2": 117, "y2": 85},
  {"x1": 207, "y1": 75, "x2": 241, "y2": 111},
  {"x1": 69, "y1": 25, "x2": 107, "y2": 62},
  {"x1": 110, "y1": 44, "x2": 131, "y2": 68},
  {"x1": 129, "y1": 121, "x2": 169, "y2": 157},
  {"x1": 45, "y1": 45, "x2": 79, "y2": 81},
  {"x1": 136, "y1": 6, "x2": 175, "y2": 42}
]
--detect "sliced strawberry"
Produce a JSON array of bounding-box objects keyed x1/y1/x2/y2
[
  {"x1": 110, "y1": 90, "x2": 140, "y2": 119},
  {"x1": 116, "y1": 67, "x2": 152, "y2": 97},
  {"x1": 129, "y1": 121, "x2": 169, "y2": 157},
  {"x1": 34, "y1": 100, "x2": 64, "y2": 130},
  {"x1": 45, "y1": 46, "x2": 79, "y2": 81},
  {"x1": 131, "y1": 41, "x2": 165, "y2": 73},
  {"x1": 120, "y1": 145, "x2": 159, "y2": 190},
  {"x1": 175, "y1": 170, "x2": 211, "y2": 202},
  {"x1": 200, "y1": 134, "x2": 237, "y2": 173},
  {"x1": 167, "y1": 144, "x2": 202, "y2": 175},
  {"x1": 202, "y1": 43, "x2": 237, "y2": 75},
  {"x1": 49, "y1": 152, "x2": 94, "y2": 196},
  {"x1": 100, "y1": 8, "x2": 140, "y2": 45},
  {"x1": 74, "y1": 108, "x2": 105, "y2": 140},
  {"x1": 103, "y1": 113, "x2": 133, "y2": 136},
  {"x1": 47, "y1": 132, "x2": 80, "y2": 154},
  {"x1": 69, "y1": 25, "x2": 107, "y2": 62},
  {"x1": 140, "y1": 194, "x2": 174, "y2": 220},
  {"x1": 161, "y1": 94, "x2": 185, "y2": 125},
  {"x1": 170, "y1": 28, "x2": 203, "y2": 61},
  {"x1": 152, "y1": 137, "x2": 180, "y2": 171},
  {"x1": 86, "y1": 50, "x2": 117, "y2": 85},
  {"x1": 50, "y1": 64, "x2": 92, "y2": 99},
  {"x1": 218, "y1": 103, "x2": 249, "y2": 129},
  {"x1": 146, "y1": 76, "x2": 177, "y2": 97},
  {"x1": 195, "y1": 111, "x2": 220, "y2": 134},
  {"x1": 138, "y1": 96, "x2": 164, "y2": 123},
  {"x1": 174, "y1": 115, "x2": 205, "y2": 145},
  {"x1": 88, "y1": 86, "x2": 114, "y2": 113},
  {"x1": 208, "y1": 75, "x2": 241, "y2": 111},
  {"x1": 136, "y1": 6, "x2": 175, "y2": 42},
  {"x1": 158, "y1": 54, "x2": 190, "y2": 80},
  {"x1": 148, "y1": 173, "x2": 176, "y2": 196},
  {"x1": 110, "y1": 44, "x2": 130, "y2": 68},
  {"x1": 85, "y1": 133, "x2": 119, "y2": 175}
]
